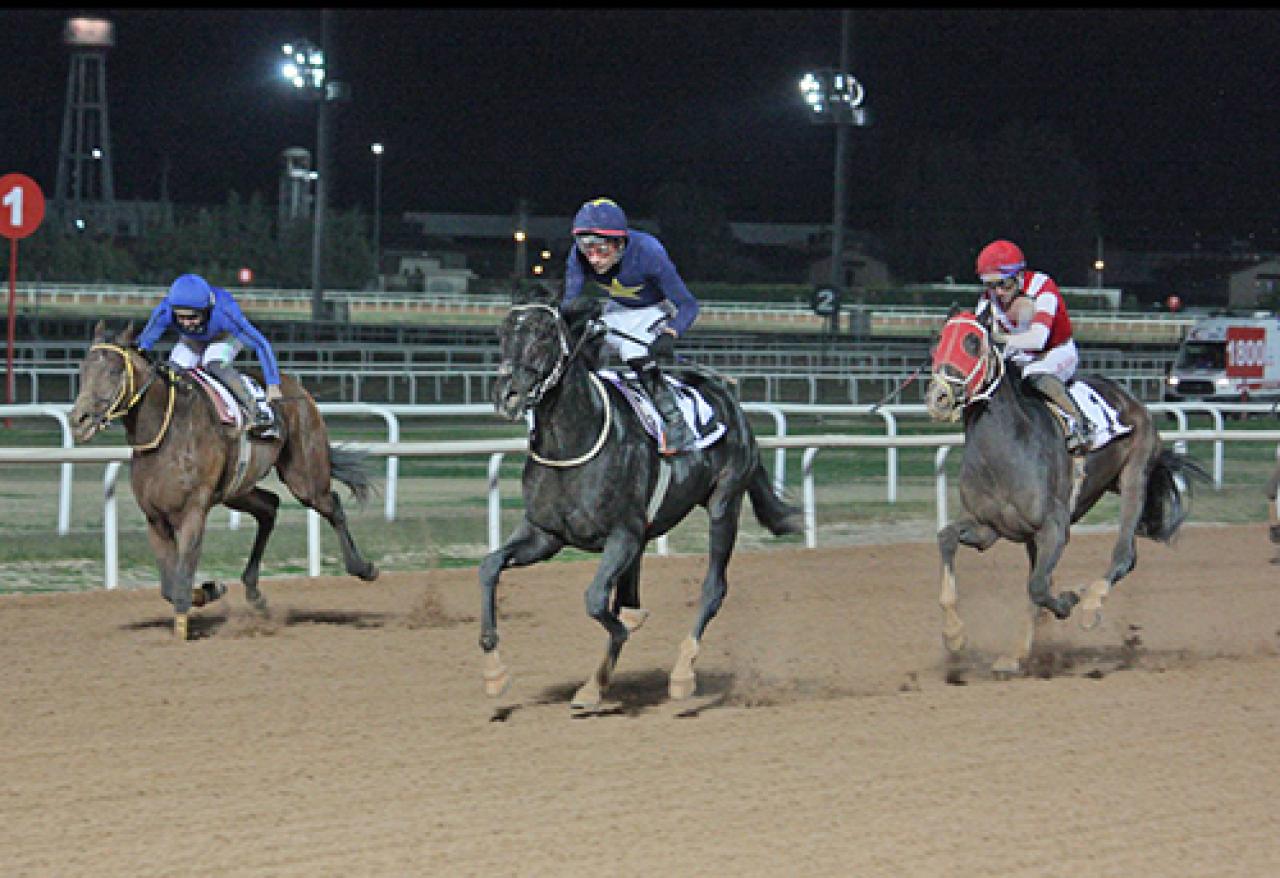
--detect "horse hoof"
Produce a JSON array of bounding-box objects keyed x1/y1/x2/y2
[
  {"x1": 360, "y1": 564, "x2": 380, "y2": 582},
  {"x1": 192, "y1": 581, "x2": 227, "y2": 608},
  {"x1": 618, "y1": 607, "x2": 650, "y2": 632},
  {"x1": 246, "y1": 593, "x2": 270, "y2": 615},
  {"x1": 1078, "y1": 608, "x2": 1104, "y2": 631},
  {"x1": 173, "y1": 614, "x2": 189, "y2": 642},
  {"x1": 991, "y1": 658, "x2": 1021, "y2": 677},
  {"x1": 570, "y1": 686, "x2": 601, "y2": 711},
  {"x1": 944, "y1": 632, "x2": 968, "y2": 654},
  {"x1": 668, "y1": 673, "x2": 697, "y2": 700},
  {"x1": 482, "y1": 651, "x2": 510, "y2": 698}
]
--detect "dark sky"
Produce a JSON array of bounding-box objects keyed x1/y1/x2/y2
[{"x1": 5, "y1": 8, "x2": 1280, "y2": 241}]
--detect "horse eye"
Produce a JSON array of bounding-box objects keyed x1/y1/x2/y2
[{"x1": 962, "y1": 335, "x2": 980, "y2": 357}]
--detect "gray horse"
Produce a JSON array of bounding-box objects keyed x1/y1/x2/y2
[{"x1": 926, "y1": 310, "x2": 1208, "y2": 674}]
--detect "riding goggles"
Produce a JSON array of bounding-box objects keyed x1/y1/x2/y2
[
  {"x1": 981, "y1": 275, "x2": 1018, "y2": 291},
  {"x1": 575, "y1": 234, "x2": 622, "y2": 257}
]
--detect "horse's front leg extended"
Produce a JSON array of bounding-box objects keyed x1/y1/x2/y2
[
  {"x1": 477, "y1": 519, "x2": 563, "y2": 697},
  {"x1": 937, "y1": 518, "x2": 999, "y2": 654},
  {"x1": 572, "y1": 530, "x2": 643, "y2": 711},
  {"x1": 170, "y1": 508, "x2": 211, "y2": 641}
]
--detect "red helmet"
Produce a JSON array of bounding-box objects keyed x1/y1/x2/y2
[{"x1": 975, "y1": 239, "x2": 1026, "y2": 282}]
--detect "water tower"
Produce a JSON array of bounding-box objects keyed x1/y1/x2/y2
[{"x1": 54, "y1": 16, "x2": 117, "y2": 233}]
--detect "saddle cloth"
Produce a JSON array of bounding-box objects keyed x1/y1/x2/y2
[
  {"x1": 189, "y1": 369, "x2": 270, "y2": 428},
  {"x1": 1052, "y1": 380, "x2": 1135, "y2": 451},
  {"x1": 597, "y1": 369, "x2": 727, "y2": 450}
]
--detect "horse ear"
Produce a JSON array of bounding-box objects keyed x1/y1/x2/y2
[
  {"x1": 532, "y1": 282, "x2": 560, "y2": 306},
  {"x1": 117, "y1": 322, "x2": 137, "y2": 346},
  {"x1": 946, "y1": 301, "x2": 964, "y2": 319},
  {"x1": 92, "y1": 320, "x2": 110, "y2": 342}
]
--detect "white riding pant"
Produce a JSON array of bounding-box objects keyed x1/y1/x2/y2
[
  {"x1": 1012, "y1": 338, "x2": 1079, "y2": 382},
  {"x1": 169, "y1": 335, "x2": 244, "y2": 370},
  {"x1": 599, "y1": 302, "x2": 672, "y2": 362}
]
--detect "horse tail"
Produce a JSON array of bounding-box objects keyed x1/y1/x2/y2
[
  {"x1": 329, "y1": 443, "x2": 377, "y2": 506},
  {"x1": 1137, "y1": 448, "x2": 1210, "y2": 542},
  {"x1": 746, "y1": 462, "x2": 804, "y2": 536}
]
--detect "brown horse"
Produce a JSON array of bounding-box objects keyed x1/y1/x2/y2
[
  {"x1": 70, "y1": 322, "x2": 380, "y2": 640},
  {"x1": 926, "y1": 311, "x2": 1207, "y2": 674}
]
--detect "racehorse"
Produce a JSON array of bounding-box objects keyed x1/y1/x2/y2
[
  {"x1": 479, "y1": 285, "x2": 803, "y2": 710},
  {"x1": 925, "y1": 310, "x2": 1208, "y2": 674},
  {"x1": 70, "y1": 322, "x2": 380, "y2": 640}
]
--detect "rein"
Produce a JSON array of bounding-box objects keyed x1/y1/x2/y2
[
  {"x1": 89, "y1": 343, "x2": 176, "y2": 452},
  {"x1": 507, "y1": 303, "x2": 612, "y2": 468}
]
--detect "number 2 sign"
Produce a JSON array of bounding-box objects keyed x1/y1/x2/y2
[{"x1": 0, "y1": 173, "x2": 45, "y2": 240}]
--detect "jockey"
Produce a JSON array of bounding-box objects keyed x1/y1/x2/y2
[
  {"x1": 974, "y1": 239, "x2": 1093, "y2": 454},
  {"x1": 137, "y1": 273, "x2": 283, "y2": 437},
  {"x1": 561, "y1": 197, "x2": 700, "y2": 455}
]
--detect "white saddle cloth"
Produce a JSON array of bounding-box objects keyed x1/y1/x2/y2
[
  {"x1": 597, "y1": 369, "x2": 727, "y2": 450},
  {"x1": 1066, "y1": 381, "x2": 1134, "y2": 451}
]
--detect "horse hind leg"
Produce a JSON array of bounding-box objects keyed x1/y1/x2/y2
[
  {"x1": 669, "y1": 492, "x2": 743, "y2": 701},
  {"x1": 1080, "y1": 456, "x2": 1149, "y2": 629},
  {"x1": 223, "y1": 487, "x2": 280, "y2": 613},
  {"x1": 280, "y1": 468, "x2": 378, "y2": 581}
]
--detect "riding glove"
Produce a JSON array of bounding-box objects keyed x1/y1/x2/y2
[{"x1": 648, "y1": 332, "x2": 676, "y2": 359}]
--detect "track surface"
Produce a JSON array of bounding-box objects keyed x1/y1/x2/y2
[{"x1": 3, "y1": 524, "x2": 1279, "y2": 876}]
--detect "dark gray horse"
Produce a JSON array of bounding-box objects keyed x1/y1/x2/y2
[
  {"x1": 926, "y1": 310, "x2": 1208, "y2": 674},
  {"x1": 479, "y1": 286, "x2": 803, "y2": 709}
]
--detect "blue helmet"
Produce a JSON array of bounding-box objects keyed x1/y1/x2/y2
[
  {"x1": 167, "y1": 274, "x2": 215, "y2": 332},
  {"x1": 572, "y1": 198, "x2": 628, "y2": 238}
]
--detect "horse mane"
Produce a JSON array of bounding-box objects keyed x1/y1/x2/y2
[{"x1": 561, "y1": 294, "x2": 606, "y2": 372}]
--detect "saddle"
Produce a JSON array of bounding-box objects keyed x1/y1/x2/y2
[
  {"x1": 1045, "y1": 380, "x2": 1134, "y2": 452},
  {"x1": 597, "y1": 369, "x2": 727, "y2": 451},
  {"x1": 188, "y1": 368, "x2": 275, "y2": 435}
]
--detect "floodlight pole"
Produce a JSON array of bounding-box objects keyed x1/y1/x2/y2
[
  {"x1": 311, "y1": 86, "x2": 330, "y2": 321},
  {"x1": 829, "y1": 10, "x2": 851, "y2": 335}
]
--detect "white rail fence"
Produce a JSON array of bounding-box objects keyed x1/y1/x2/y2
[{"x1": 2, "y1": 400, "x2": 1278, "y2": 590}]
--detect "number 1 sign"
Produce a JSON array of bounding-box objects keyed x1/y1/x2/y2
[{"x1": 1, "y1": 173, "x2": 45, "y2": 414}]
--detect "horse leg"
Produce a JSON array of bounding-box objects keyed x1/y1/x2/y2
[
  {"x1": 277, "y1": 461, "x2": 378, "y2": 582},
  {"x1": 477, "y1": 519, "x2": 564, "y2": 697},
  {"x1": 936, "y1": 518, "x2": 999, "y2": 655},
  {"x1": 169, "y1": 506, "x2": 212, "y2": 641},
  {"x1": 145, "y1": 516, "x2": 179, "y2": 608},
  {"x1": 1025, "y1": 511, "x2": 1079, "y2": 623},
  {"x1": 1079, "y1": 460, "x2": 1148, "y2": 630},
  {"x1": 670, "y1": 491, "x2": 744, "y2": 700},
  {"x1": 223, "y1": 487, "x2": 280, "y2": 614},
  {"x1": 574, "y1": 555, "x2": 649, "y2": 708},
  {"x1": 993, "y1": 542, "x2": 1053, "y2": 675},
  {"x1": 572, "y1": 530, "x2": 644, "y2": 711}
]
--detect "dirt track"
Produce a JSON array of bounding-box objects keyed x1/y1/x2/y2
[{"x1": 3, "y1": 523, "x2": 1279, "y2": 877}]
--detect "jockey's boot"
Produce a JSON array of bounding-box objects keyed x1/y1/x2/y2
[
  {"x1": 205, "y1": 361, "x2": 275, "y2": 436},
  {"x1": 1028, "y1": 372, "x2": 1093, "y2": 455},
  {"x1": 633, "y1": 358, "x2": 695, "y2": 456}
]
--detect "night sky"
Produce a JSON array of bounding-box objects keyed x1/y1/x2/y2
[{"x1": 5, "y1": 8, "x2": 1280, "y2": 243}]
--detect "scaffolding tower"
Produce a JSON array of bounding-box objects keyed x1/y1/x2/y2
[{"x1": 54, "y1": 16, "x2": 117, "y2": 234}]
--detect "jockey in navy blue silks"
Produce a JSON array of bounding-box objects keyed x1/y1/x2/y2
[
  {"x1": 561, "y1": 197, "x2": 700, "y2": 455},
  {"x1": 137, "y1": 273, "x2": 283, "y2": 434}
]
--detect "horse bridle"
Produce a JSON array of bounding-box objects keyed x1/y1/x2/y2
[
  {"x1": 927, "y1": 316, "x2": 1005, "y2": 420},
  {"x1": 87, "y1": 343, "x2": 176, "y2": 452},
  {"x1": 502, "y1": 303, "x2": 612, "y2": 468}
]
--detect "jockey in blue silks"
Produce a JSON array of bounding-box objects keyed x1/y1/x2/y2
[
  {"x1": 137, "y1": 273, "x2": 283, "y2": 435},
  {"x1": 561, "y1": 197, "x2": 700, "y2": 455}
]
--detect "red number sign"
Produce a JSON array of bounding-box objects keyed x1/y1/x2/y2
[
  {"x1": 0, "y1": 173, "x2": 46, "y2": 240},
  {"x1": 1225, "y1": 326, "x2": 1266, "y2": 378}
]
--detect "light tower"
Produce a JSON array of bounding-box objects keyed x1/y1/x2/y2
[{"x1": 54, "y1": 16, "x2": 117, "y2": 234}]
